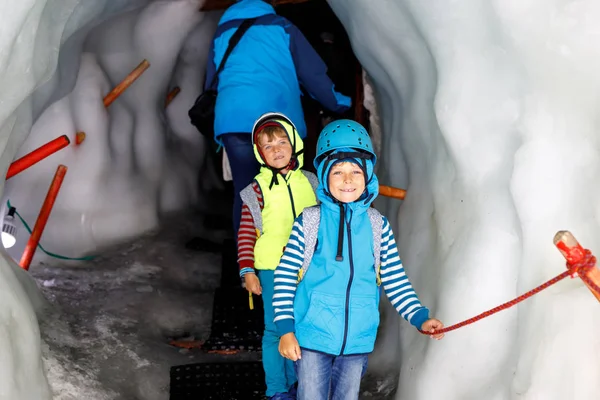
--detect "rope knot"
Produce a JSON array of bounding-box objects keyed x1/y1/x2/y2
[{"x1": 566, "y1": 249, "x2": 596, "y2": 278}]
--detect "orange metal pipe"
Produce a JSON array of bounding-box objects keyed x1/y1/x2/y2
[
  {"x1": 6, "y1": 135, "x2": 70, "y2": 180},
  {"x1": 554, "y1": 231, "x2": 600, "y2": 302},
  {"x1": 379, "y1": 185, "x2": 406, "y2": 200},
  {"x1": 20, "y1": 164, "x2": 68, "y2": 271},
  {"x1": 103, "y1": 59, "x2": 150, "y2": 108},
  {"x1": 165, "y1": 87, "x2": 181, "y2": 108}
]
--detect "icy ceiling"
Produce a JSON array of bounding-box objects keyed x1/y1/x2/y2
[{"x1": 1, "y1": 0, "x2": 600, "y2": 399}]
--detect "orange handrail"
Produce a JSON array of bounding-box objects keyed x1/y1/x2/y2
[
  {"x1": 6, "y1": 135, "x2": 70, "y2": 180},
  {"x1": 379, "y1": 185, "x2": 406, "y2": 200},
  {"x1": 20, "y1": 164, "x2": 68, "y2": 270},
  {"x1": 165, "y1": 87, "x2": 181, "y2": 108},
  {"x1": 103, "y1": 59, "x2": 150, "y2": 108}
]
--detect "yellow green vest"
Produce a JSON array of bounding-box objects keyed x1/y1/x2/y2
[{"x1": 252, "y1": 168, "x2": 317, "y2": 270}]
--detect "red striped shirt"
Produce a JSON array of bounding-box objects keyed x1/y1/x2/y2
[{"x1": 238, "y1": 182, "x2": 263, "y2": 272}]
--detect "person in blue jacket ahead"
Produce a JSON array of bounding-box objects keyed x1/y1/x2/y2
[
  {"x1": 205, "y1": 0, "x2": 352, "y2": 238},
  {"x1": 273, "y1": 120, "x2": 445, "y2": 400}
]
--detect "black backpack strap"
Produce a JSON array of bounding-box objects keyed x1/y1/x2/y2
[{"x1": 208, "y1": 18, "x2": 258, "y2": 90}]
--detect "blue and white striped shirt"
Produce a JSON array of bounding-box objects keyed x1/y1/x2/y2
[{"x1": 273, "y1": 215, "x2": 429, "y2": 335}]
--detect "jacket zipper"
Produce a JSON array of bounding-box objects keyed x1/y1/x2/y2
[
  {"x1": 339, "y1": 207, "x2": 354, "y2": 355},
  {"x1": 286, "y1": 183, "x2": 297, "y2": 218}
]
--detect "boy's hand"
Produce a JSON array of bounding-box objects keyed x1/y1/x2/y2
[
  {"x1": 279, "y1": 332, "x2": 302, "y2": 361},
  {"x1": 244, "y1": 273, "x2": 262, "y2": 295},
  {"x1": 421, "y1": 318, "x2": 445, "y2": 340}
]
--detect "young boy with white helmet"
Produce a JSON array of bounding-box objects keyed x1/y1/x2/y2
[{"x1": 238, "y1": 112, "x2": 319, "y2": 399}]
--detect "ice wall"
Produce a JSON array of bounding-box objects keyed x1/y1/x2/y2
[
  {"x1": 2, "y1": 0, "x2": 220, "y2": 262},
  {"x1": 0, "y1": 1, "x2": 216, "y2": 399},
  {"x1": 1, "y1": 0, "x2": 600, "y2": 399},
  {"x1": 330, "y1": 0, "x2": 600, "y2": 399}
]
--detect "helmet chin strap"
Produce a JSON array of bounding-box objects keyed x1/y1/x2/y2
[
  {"x1": 253, "y1": 118, "x2": 302, "y2": 189},
  {"x1": 319, "y1": 151, "x2": 373, "y2": 192},
  {"x1": 320, "y1": 151, "x2": 374, "y2": 262},
  {"x1": 265, "y1": 164, "x2": 288, "y2": 189}
]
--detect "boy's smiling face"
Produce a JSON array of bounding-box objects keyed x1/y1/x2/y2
[
  {"x1": 258, "y1": 129, "x2": 292, "y2": 171},
  {"x1": 328, "y1": 161, "x2": 365, "y2": 203}
]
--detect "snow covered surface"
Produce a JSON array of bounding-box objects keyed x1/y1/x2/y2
[
  {"x1": 0, "y1": 0, "x2": 599, "y2": 399},
  {"x1": 34, "y1": 213, "x2": 226, "y2": 400}
]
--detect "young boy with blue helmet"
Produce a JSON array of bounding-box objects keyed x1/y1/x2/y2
[
  {"x1": 272, "y1": 120, "x2": 444, "y2": 399},
  {"x1": 238, "y1": 112, "x2": 319, "y2": 399}
]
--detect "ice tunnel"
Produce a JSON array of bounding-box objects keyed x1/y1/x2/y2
[{"x1": 1, "y1": 0, "x2": 600, "y2": 399}]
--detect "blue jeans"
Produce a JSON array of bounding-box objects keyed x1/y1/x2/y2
[
  {"x1": 295, "y1": 348, "x2": 368, "y2": 400},
  {"x1": 220, "y1": 133, "x2": 261, "y2": 236},
  {"x1": 258, "y1": 270, "x2": 297, "y2": 396}
]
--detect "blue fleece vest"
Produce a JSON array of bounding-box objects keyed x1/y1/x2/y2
[{"x1": 294, "y1": 203, "x2": 382, "y2": 355}]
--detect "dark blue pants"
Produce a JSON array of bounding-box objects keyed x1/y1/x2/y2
[{"x1": 220, "y1": 133, "x2": 261, "y2": 237}]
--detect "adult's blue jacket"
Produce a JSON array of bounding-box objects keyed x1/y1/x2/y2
[{"x1": 205, "y1": 0, "x2": 351, "y2": 142}]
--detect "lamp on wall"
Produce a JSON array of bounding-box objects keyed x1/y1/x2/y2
[{"x1": 2, "y1": 207, "x2": 17, "y2": 248}]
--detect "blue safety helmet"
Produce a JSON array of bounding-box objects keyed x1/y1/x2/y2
[{"x1": 314, "y1": 120, "x2": 376, "y2": 169}]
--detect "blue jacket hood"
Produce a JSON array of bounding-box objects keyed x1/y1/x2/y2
[
  {"x1": 316, "y1": 147, "x2": 379, "y2": 214},
  {"x1": 220, "y1": 0, "x2": 274, "y2": 24}
]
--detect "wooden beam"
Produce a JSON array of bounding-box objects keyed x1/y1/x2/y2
[{"x1": 201, "y1": 0, "x2": 315, "y2": 12}]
